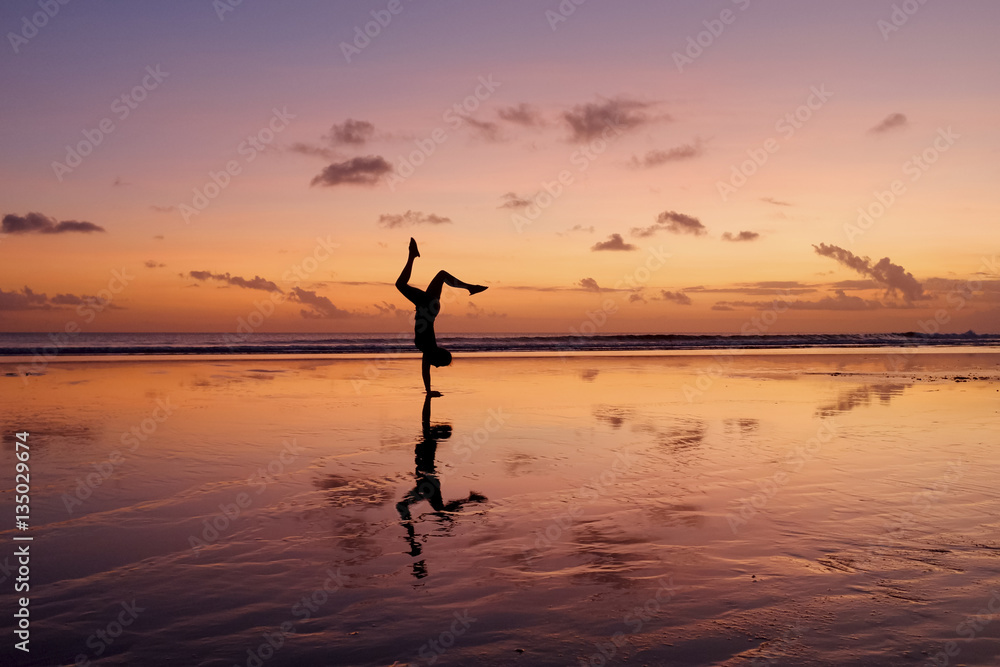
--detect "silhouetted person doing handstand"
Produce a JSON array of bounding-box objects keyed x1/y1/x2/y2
[{"x1": 395, "y1": 238, "x2": 486, "y2": 394}]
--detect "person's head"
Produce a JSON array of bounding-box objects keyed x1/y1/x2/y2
[{"x1": 428, "y1": 346, "x2": 452, "y2": 367}]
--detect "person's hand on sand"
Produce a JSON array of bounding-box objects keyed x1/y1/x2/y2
[{"x1": 426, "y1": 390, "x2": 442, "y2": 397}]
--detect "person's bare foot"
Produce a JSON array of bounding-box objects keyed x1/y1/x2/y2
[
  {"x1": 409, "y1": 237, "x2": 420, "y2": 258},
  {"x1": 468, "y1": 285, "x2": 488, "y2": 295}
]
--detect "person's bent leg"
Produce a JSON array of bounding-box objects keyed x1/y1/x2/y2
[{"x1": 425, "y1": 270, "x2": 487, "y2": 300}]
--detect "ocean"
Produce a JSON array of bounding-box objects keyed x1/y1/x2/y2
[{"x1": 0, "y1": 330, "x2": 997, "y2": 357}]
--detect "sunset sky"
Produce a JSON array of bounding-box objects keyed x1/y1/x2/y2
[{"x1": 1, "y1": 0, "x2": 998, "y2": 334}]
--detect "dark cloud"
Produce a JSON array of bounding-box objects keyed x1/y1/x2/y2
[
  {"x1": 310, "y1": 156, "x2": 392, "y2": 187},
  {"x1": 2, "y1": 212, "x2": 106, "y2": 235},
  {"x1": 326, "y1": 119, "x2": 375, "y2": 145},
  {"x1": 377, "y1": 210, "x2": 452, "y2": 228},
  {"x1": 144, "y1": 260, "x2": 166, "y2": 269},
  {"x1": 289, "y1": 287, "x2": 351, "y2": 319},
  {"x1": 813, "y1": 243, "x2": 925, "y2": 302},
  {"x1": 632, "y1": 210, "x2": 706, "y2": 237},
  {"x1": 497, "y1": 103, "x2": 544, "y2": 127},
  {"x1": 153, "y1": 235, "x2": 165, "y2": 240},
  {"x1": 563, "y1": 97, "x2": 658, "y2": 142},
  {"x1": 498, "y1": 192, "x2": 533, "y2": 210},
  {"x1": 0, "y1": 287, "x2": 49, "y2": 310},
  {"x1": 188, "y1": 271, "x2": 281, "y2": 292},
  {"x1": 869, "y1": 113, "x2": 908, "y2": 134},
  {"x1": 629, "y1": 140, "x2": 703, "y2": 168},
  {"x1": 466, "y1": 117, "x2": 502, "y2": 142},
  {"x1": 760, "y1": 197, "x2": 792, "y2": 207},
  {"x1": 629, "y1": 292, "x2": 646, "y2": 304},
  {"x1": 0, "y1": 286, "x2": 115, "y2": 311},
  {"x1": 591, "y1": 233, "x2": 637, "y2": 252},
  {"x1": 716, "y1": 290, "x2": 894, "y2": 311},
  {"x1": 722, "y1": 231, "x2": 760, "y2": 242},
  {"x1": 659, "y1": 290, "x2": 692, "y2": 305},
  {"x1": 579, "y1": 277, "x2": 601, "y2": 292}
]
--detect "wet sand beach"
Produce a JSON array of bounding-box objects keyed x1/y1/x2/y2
[{"x1": 2, "y1": 351, "x2": 999, "y2": 666}]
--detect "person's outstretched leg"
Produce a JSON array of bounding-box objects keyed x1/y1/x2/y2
[
  {"x1": 425, "y1": 270, "x2": 488, "y2": 301},
  {"x1": 396, "y1": 238, "x2": 425, "y2": 305}
]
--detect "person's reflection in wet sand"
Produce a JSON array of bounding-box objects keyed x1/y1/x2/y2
[{"x1": 397, "y1": 394, "x2": 486, "y2": 579}]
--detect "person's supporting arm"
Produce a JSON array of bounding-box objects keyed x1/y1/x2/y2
[{"x1": 422, "y1": 355, "x2": 432, "y2": 393}]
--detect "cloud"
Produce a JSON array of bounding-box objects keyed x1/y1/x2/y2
[
  {"x1": 869, "y1": 113, "x2": 908, "y2": 134},
  {"x1": 629, "y1": 140, "x2": 703, "y2": 168},
  {"x1": 188, "y1": 271, "x2": 281, "y2": 292},
  {"x1": 685, "y1": 281, "x2": 818, "y2": 296},
  {"x1": 591, "y1": 233, "x2": 637, "y2": 251},
  {"x1": 153, "y1": 235, "x2": 165, "y2": 240},
  {"x1": 144, "y1": 260, "x2": 166, "y2": 269},
  {"x1": 289, "y1": 142, "x2": 337, "y2": 160},
  {"x1": 0, "y1": 286, "x2": 118, "y2": 311},
  {"x1": 497, "y1": 103, "x2": 544, "y2": 127},
  {"x1": 629, "y1": 292, "x2": 646, "y2": 304},
  {"x1": 715, "y1": 290, "x2": 894, "y2": 311},
  {"x1": 289, "y1": 287, "x2": 351, "y2": 319},
  {"x1": 150, "y1": 205, "x2": 176, "y2": 213},
  {"x1": 659, "y1": 290, "x2": 692, "y2": 305},
  {"x1": 722, "y1": 231, "x2": 760, "y2": 242},
  {"x1": 632, "y1": 210, "x2": 706, "y2": 238},
  {"x1": 498, "y1": 192, "x2": 533, "y2": 210},
  {"x1": 466, "y1": 117, "x2": 502, "y2": 141},
  {"x1": 563, "y1": 97, "x2": 658, "y2": 142},
  {"x1": 556, "y1": 224, "x2": 595, "y2": 237},
  {"x1": 0, "y1": 286, "x2": 50, "y2": 310},
  {"x1": 579, "y1": 277, "x2": 601, "y2": 292},
  {"x1": 310, "y1": 155, "x2": 392, "y2": 187},
  {"x1": 377, "y1": 210, "x2": 452, "y2": 228},
  {"x1": 760, "y1": 197, "x2": 792, "y2": 207},
  {"x1": 813, "y1": 242, "x2": 925, "y2": 302},
  {"x1": 326, "y1": 119, "x2": 375, "y2": 145},
  {"x1": 2, "y1": 212, "x2": 106, "y2": 235},
  {"x1": 711, "y1": 304, "x2": 735, "y2": 311},
  {"x1": 465, "y1": 301, "x2": 507, "y2": 319},
  {"x1": 831, "y1": 279, "x2": 879, "y2": 290}
]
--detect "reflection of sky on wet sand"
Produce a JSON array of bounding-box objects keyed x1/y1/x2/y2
[{"x1": 1, "y1": 352, "x2": 999, "y2": 666}]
